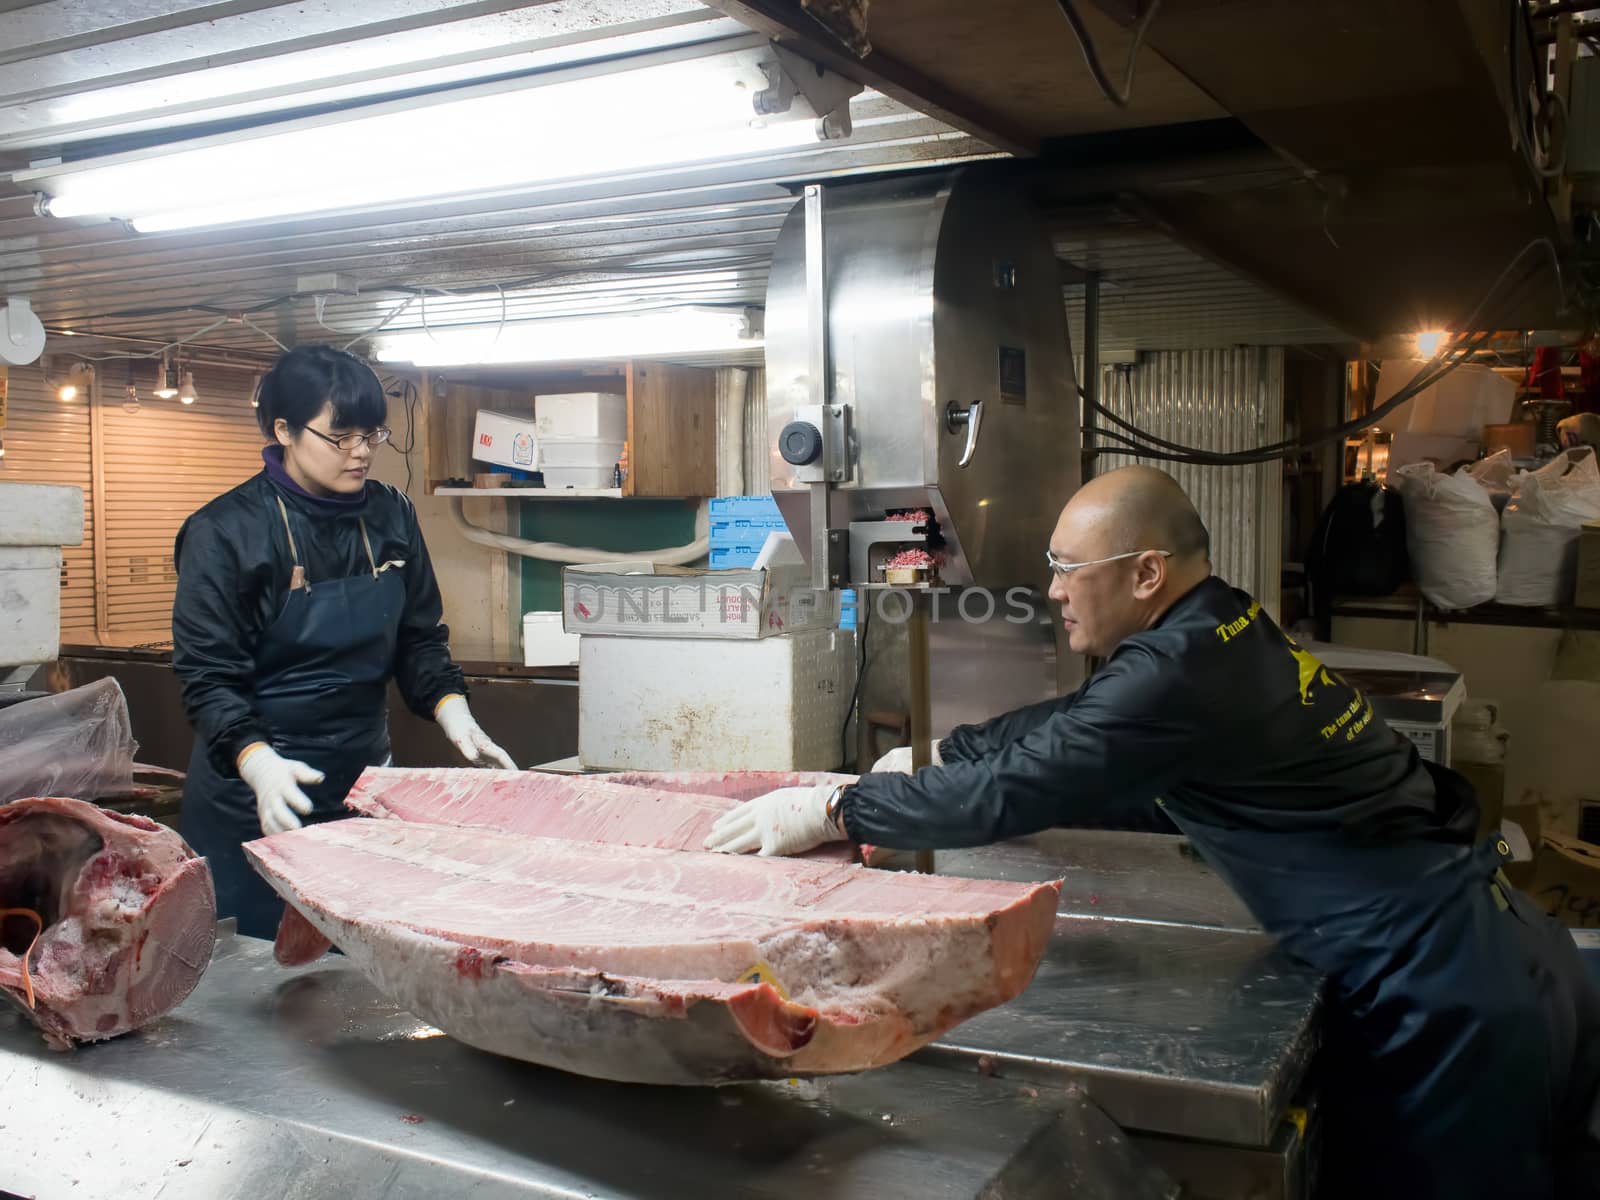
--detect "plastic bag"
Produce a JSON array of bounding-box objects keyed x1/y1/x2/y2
[
  {"x1": 1496, "y1": 448, "x2": 1600, "y2": 606},
  {"x1": 0, "y1": 678, "x2": 138, "y2": 804},
  {"x1": 1393, "y1": 461, "x2": 1500, "y2": 609}
]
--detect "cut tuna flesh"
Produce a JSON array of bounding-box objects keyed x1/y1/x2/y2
[
  {"x1": 344, "y1": 767, "x2": 857, "y2": 862},
  {"x1": 276, "y1": 768, "x2": 865, "y2": 966},
  {"x1": 0, "y1": 797, "x2": 216, "y2": 1048},
  {"x1": 244, "y1": 819, "x2": 1057, "y2": 1084},
  {"x1": 600, "y1": 770, "x2": 859, "y2": 803}
]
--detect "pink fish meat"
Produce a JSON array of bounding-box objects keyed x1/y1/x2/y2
[
  {"x1": 245, "y1": 818, "x2": 1057, "y2": 1084},
  {"x1": 0, "y1": 797, "x2": 216, "y2": 1048}
]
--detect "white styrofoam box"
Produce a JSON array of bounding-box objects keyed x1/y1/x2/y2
[
  {"x1": 578, "y1": 628, "x2": 856, "y2": 770},
  {"x1": 471, "y1": 409, "x2": 538, "y2": 470},
  {"x1": 542, "y1": 466, "x2": 616, "y2": 490},
  {"x1": 539, "y1": 437, "x2": 625, "y2": 469},
  {"x1": 522, "y1": 611, "x2": 580, "y2": 667},
  {"x1": 562, "y1": 560, "x2": 836, "y2": 639},
  {"x1": 0, "y1": 545, "x2": 64, "y2": 667},
  {"x1": 1373, "y1": 362, "x2": 1516, "y2": 438},
  {"x1": 0, "y1": 483, "x2": 84, "y2": 547},
  {"x1": 536, "y1": 392, "x2": 627, "y2": 441}
]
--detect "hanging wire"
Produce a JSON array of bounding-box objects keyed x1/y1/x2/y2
[{"x1": 1053, "y1": 0, "x2": 1163, "y2": 108}]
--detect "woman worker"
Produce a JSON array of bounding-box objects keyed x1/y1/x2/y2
[{"x1": 171, "y1": 345, "x2": 514, "y2": 937}]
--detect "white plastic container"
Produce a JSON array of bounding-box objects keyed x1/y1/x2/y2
[
  {"x1": 539, "y1": 437, "x2": 624, "y2": 469},
  {"x1": 578, "y1": 628, "x2": 855, "y2": 770},
  {"x1": 541, "y1": 466, "x2": 617, "y2": 490},
  {"x1": 536, "y1": 392, "x2": 627, "y2": 441},
  {"x1": 0, "y1": 483, "x2": 85, "y2": 668},
  {"x1": 522, "y1": 611, "x2": 580, "y2": 667},
  {"x1": 472, "y1": 409, "x2": 538, "y2": 470}
]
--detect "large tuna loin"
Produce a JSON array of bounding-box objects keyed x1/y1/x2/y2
[
  {"x1": 245, "y1": 819, "x2": 1056, "y2": 1084},
  {"x1": 344, "y1": 767, "x2": 857, "y2": 861},
  {"x1": 0, "y1": 797, "x2": 216, "y2": 1047},
  {"x1": 277, "y1": 768, "x2": 862, "y2": 968}
]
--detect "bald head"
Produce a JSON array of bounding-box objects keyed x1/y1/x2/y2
[
  {"x1": 1046, "y1": 467, "x2": 1213, "y2": 656},
  {"x1": 1064, "y1": 466, "x2": 1210, "y2": 564}
]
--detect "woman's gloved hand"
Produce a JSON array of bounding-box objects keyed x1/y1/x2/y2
[
  {"x1": 238, "y1": 743, "x2": 324, "y2": 835},
  {"x1": 434, "y1": 695, "x2": 517, "y2": 770}
]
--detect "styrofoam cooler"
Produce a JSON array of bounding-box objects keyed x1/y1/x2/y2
[
  {"x1": 542, "y1": 466, "x2": 617, "y2": 489},
  {"x1": 535, "y1": 392, "x2": 627, "y2": 440},
  {"x1": 522, "y1": 611, "x2": 580, "y2": 666},
  {"x1": 578, "y1": 628, "x2": 855, "y2": 770}
]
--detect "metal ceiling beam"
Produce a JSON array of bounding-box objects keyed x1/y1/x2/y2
[{"x1": 697, "y1": 0, "x2": 1037, "y2": 155}]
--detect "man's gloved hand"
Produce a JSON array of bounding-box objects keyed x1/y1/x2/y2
[
  {"x1": 704, "y1": 784, "x2": 844, "y2": 857},
  {"x1": 238, "y1": 744, "x2": 324, "y2": 836},
  {"x1": 434, "y1": 695, "x2": 517, "y2": 770},
  {"x1": 870, "y1": 740, "x2": 944, "y2": 774}
]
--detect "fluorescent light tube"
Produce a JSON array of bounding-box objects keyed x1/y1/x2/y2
[
  {"x1": 19, "y1": 39, "x2": 849, "y2": 232},
  {"x1": 372, "y1": 306, "x2": 760, "y2": 367}
]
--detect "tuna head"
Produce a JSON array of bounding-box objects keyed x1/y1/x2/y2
[{"x1": 0, "y1": 798, "x2": 217, "y2": 1048}]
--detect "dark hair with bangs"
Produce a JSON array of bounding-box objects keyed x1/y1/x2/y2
[{"x1": 256, "y1": 344, "x2": 387, "y2": 440}]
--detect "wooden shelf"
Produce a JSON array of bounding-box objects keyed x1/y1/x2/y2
[{"x1": 435, "y1": 487, "x2": 626, "y2": 499}]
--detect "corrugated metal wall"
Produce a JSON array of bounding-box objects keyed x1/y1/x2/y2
[
  {"x1": 98, "y1": 367, "x2": 263, "y2": 634},
  {"x1": 1095, "y1": 348, "x2": 1284, "y2": 615},
  {"x1": 1, "y1": 364, "x2": 95, "y2": 631}
]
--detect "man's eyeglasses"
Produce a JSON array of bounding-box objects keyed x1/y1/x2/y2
[
  {"x1": 303, "y1": 426, "x2": 392, "y2": 452},
  {"x1": 1045, "y1": 548, "x2": 1172, "y2": 578}
]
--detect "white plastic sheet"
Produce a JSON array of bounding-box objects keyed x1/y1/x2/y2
[{"x1": 0, "y1": 678, "x2": 138, "y2": 804}]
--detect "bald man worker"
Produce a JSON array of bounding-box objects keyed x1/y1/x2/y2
[{"x1": 707, "y1": 466, "x2": 1600, "y2": 1199}]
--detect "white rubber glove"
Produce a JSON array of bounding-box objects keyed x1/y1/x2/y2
[
  {"x1": 434, "y1": 695, "x2": 517, "y2": 770},
  {"x1": 870, "y1": 740, "x2": 945, "y2": 774},
  {"x1": 704, "y1": 784, "x2": 844, "y2": 857},
  {"x1": 238, "y1": 745, "x2": 323, "y2": 836}
]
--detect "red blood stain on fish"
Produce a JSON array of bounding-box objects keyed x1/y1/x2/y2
[
  {"x1": 401, "y1": 1114, "x2": 425, "y2": 1124},
  {"x1": 454, "y1": 947, "x2": 492, "y2": 979}
]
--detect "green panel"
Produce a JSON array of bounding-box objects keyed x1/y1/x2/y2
[{"x1": 519, "y1": 500, "x2": 698, "y2": 611}]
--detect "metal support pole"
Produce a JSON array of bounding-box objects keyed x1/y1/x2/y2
[
  {"x1": 804, "y1": 184, "x2": 833, "y2": 592},
  {"x1": 908, "y1": 591, "x2": 935, "y2": 874},
  {"x1": 1081, "y1": 271, "x2": 1100, "y2": 481}
]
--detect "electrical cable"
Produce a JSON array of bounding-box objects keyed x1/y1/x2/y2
[
  {"x1": 840, "y1": 596, "x2": 872, "y2": 769},
  {"x1": 1053, "y1": 0, "x2": 1163, "y2": 108},
  {"x1": 1078, "y1": 236, "x2": 1563, "y2": 466}
]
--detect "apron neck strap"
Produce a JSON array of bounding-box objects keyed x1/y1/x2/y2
[{"x1": 276, "y1": 495, "x2": 379, "y2": 581}]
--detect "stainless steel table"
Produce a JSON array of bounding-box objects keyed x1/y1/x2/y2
[{"x1": 0, "y1": 933, "x2": 1179, "y2": 1200}]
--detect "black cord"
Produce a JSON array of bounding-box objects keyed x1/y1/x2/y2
[
  {"x1": 1053, "y1": 0, "x2": 1163, "y2": 108},
  {"x1": 840, "y1": 596, "x2": 871, "y2": 769},
  {"x1": 1078, "y1": 235, "x2": 1564, "y2": 466},
  {"x1": 382, "y1": 376, "x2": 420, "y2": 495}
]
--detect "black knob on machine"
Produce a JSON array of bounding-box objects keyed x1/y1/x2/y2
[{"x1": 778, "y1": 420, "x2": 824, "y2": 466}]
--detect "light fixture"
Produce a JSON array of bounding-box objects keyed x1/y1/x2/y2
[
  {"x1": 1414, "y1": 329, "x2": 1447, "y2": 358},
  {"x1": 153, "y1": 354, "x2": 178, "y2": 399},
  {"x1": 249, "y1": 372, "x2": 262, "y2": 409},
  {"x1": 54, "y1": 361, "x2": 89, "y2": 402},
  {"x1": 372, "y1": 307, "x2": 762, "y2": 367},
  {"x1": 16, "y1": 38, "x2": 861, "y2": 233},
  {"x1": 177, "y1": 371, "x2": 198, "y2": 405},
  {"x1": 57, "y1": 382, "x2": 78, "y2": 402}
]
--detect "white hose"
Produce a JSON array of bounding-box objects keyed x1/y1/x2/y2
[{"x1": 449, "y1": 497, "x2": 709, "y2": 565}]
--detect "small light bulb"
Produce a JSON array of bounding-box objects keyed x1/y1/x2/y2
[
  {"x1": 177, "y1": 371, "x2": 198, "y2": 405},
  {"x1": 58, "y1": 384, "x2": 77, "y2": 402},
  {"x1": 1414, "y1": 330, "x2": 1447, "y2": 358}
]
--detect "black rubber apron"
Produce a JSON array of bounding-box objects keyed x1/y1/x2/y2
[
  {"x1": 181, "y1": 496, "x2": 405, "y2": 939},
  {"x1": 1162, "y1": 792, "x2": 1600, "y2": 1199}
]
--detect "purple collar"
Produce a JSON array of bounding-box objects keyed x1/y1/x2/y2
[{"x1": 262, "y1": 445, "x2": 369, "y2": 514}]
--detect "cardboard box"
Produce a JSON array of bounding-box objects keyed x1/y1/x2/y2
[
  {"x1": 471, "y1": 409, "x2": 538, "y2": 470},
  {"x1": 1515, "y1": 832, "x2": 1600, "y2": 928},
  {"x1": 1577, "y1": 520, "x2": 1600, "y2": 609},
  {"x1": 562, "y1": 560, "x2": 836, "y2": 639}
]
